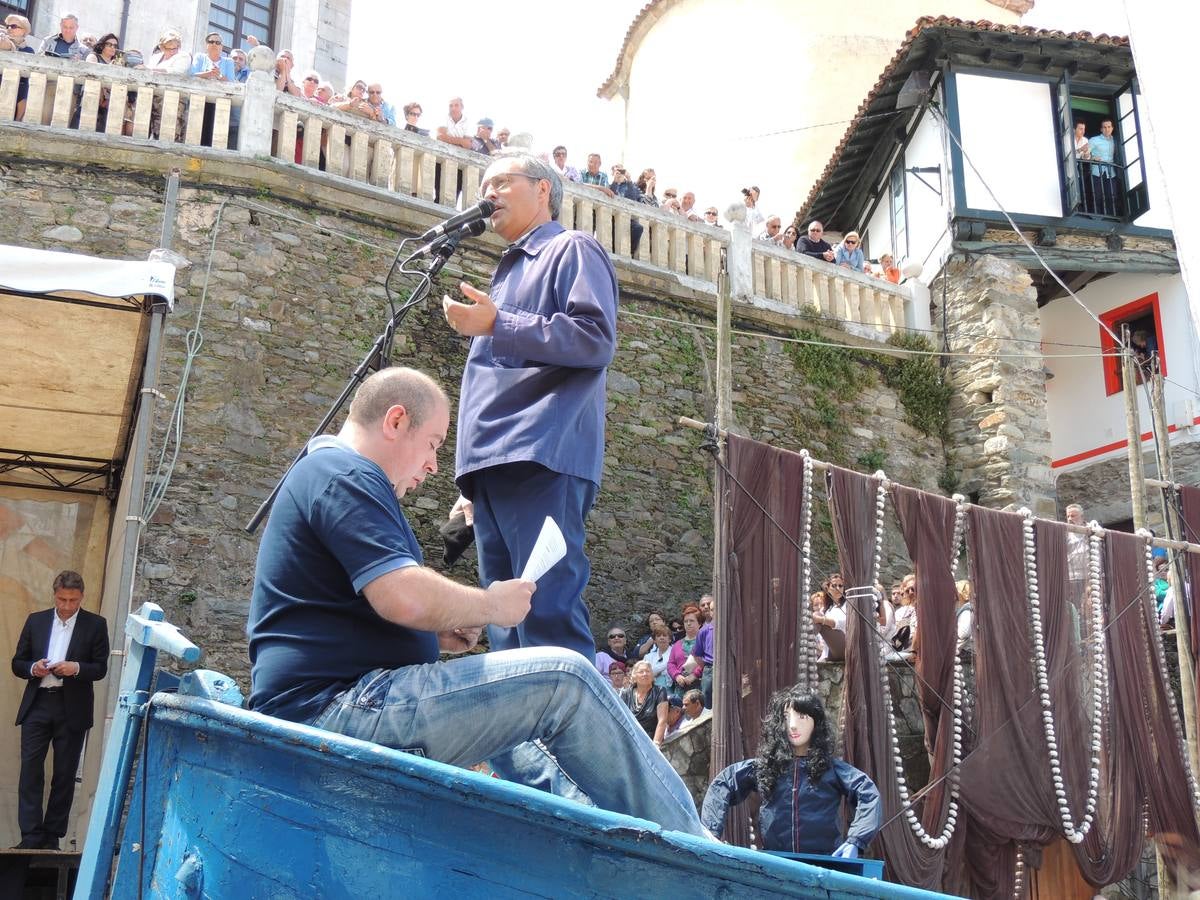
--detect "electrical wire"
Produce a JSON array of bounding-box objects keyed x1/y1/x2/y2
[
  {"x1": 618, "y1": 307, "x2": 1121, "y2": 362},
  {"x1": 141, "y1": 200, "x2": 228, "y2": 526}
]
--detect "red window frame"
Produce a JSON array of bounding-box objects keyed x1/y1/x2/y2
[{"x1": 1099, "y1": 291, "x2": 1166, "y2": 396}]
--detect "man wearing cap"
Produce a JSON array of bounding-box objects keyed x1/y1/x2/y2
[{"x1": 471, "y1": 118, "x2": 499, "y2": 156}]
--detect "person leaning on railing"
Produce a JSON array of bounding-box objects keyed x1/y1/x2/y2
[{"x1": 1, "y1": 15, "x2": 35, "y2": 122}]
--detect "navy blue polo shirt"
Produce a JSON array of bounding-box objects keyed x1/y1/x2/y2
[{"x1": 247, "y1": 437, "x2": 438, "y2": 723}]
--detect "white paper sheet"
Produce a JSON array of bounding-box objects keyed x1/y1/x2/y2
[{"x1": 520, "y1": 516, "x2": 566, "y2": 582}]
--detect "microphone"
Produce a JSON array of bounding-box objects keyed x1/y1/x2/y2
[
  {"x1": 411, "y1": 219, "x2": 486, "y2": 258},
  {"x1": 417, "y1": 200, "x2": 496, "y2": 243}
]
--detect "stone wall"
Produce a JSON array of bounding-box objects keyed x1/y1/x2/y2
[
  {"x1": 940, "y1": 256, "x2": 1056, "y2": 516},
  {"x1": 0, "y1": 151, "x2": 948, "y2": 687},
  {"x1": 1055, "y1": 440, "x2": 1200, "y2": 532}
]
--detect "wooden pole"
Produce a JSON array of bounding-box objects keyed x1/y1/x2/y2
[
  {"x1": 1148, "y1": 367, "x2": 1200, "y2": 780},
  {"x1": 710, "y1": 251, "x2": 732, "y2": 773},
  {"x1": 1121, "y1": 331, "x2": 1149, "y2": 533}
]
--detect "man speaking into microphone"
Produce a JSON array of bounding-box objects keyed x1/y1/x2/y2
[{"x1": 443, "y1": 152, "x2": 617, "y2": 661}]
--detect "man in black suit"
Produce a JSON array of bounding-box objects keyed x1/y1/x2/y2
[{"x1": 10, "y1": 570, "x2": 109, "y2": 850}]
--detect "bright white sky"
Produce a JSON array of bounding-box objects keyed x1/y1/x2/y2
[{"x1": 347, "y1": 0, "x2": 1130, "y2": 200}]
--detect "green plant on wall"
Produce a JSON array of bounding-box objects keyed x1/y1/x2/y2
[{"x1": 882, "y1": 332, "x2": 953, "y2": 441}]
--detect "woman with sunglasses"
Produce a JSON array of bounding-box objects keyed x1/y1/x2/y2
[
  {"x1": 834, "y1": 230, "x2": 866, "y2": 272},
  {"x1": 73, "y1": 33, "x2": 122, "y2": 132},
  {"x1": 2, "y1": 16, "x2": 34, "y2": 121}
]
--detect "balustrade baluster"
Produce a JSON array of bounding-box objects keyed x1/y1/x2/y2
[
  {"x1": 349, "y1": 129, "x2": 369, "y2": 181},
  {"x1": 559, "y1": 195, "x2": 575, "y2": 230},
  {"x1": 0, "y1": 68, "x2": 17, "y2": 121},
  {"x1": 50, "y1": 75, "x2": 74, "y2": 128},
  {"x1": 104, "y1": 80, "x2": 126, "y2": 137},
  {"x1": 24, "y1": 72, "x2": 47, "y2": 126},
  {"x1": 705, "y1": 238, "x2": 720, "y2": 282},
  {"x1": 669, "y1": 224, "x2": 687, "y2": 273},
  {"x1": 859, "y1": 286, "x2": 880, "y2": 328},
  {"x1": 159, "y1": 90, "x2": 181, "y2": 143},
  {"x1": 597, "y1": 206, "x2": 614, "y2": 253},
  {"x1": 438, "y1": 159, "x2": 458, "y2": 206},
  {"x1": 326, "y1": 123, "x2": 346, "y2": 176},
  {"x1": 462, "y1": 166, "x2": 480, "y2": 206},
  {"x1": 78, "y1": 79, "x2": 100, "y2": 132},
  {"x1": 129, "y1": 85, "x2": 152, "y2": 139},
  {"x1": 370, "y1": 138, "x2": 392, "y2": 187},
  {"x1": 277, "y1": 107, "x2": 298, "y2": 160},
  {"x1": 688, "y1": 232, "x2": 704, "y2": 279},
  {"x1": 614, "y1": 210, "x2": 631, "y2": 257},
  {"x1": 394, "y1": 143, "x2": 415, "y2": 194},
  {"x1": 651, "y1": 220, "x2": 668, "y2": 269},
  {"x1": 578, "y1": 197, "x2": 594, "y2": 239},
  {"x1": 184, "y1": 93, "x2": 205, "y2": 145},
  {"x1": 784, "y1": 260, "x2": 799, "y2": 306},
  {"x1": 212, "y1": 98, "x2": 230, "y2": 149},
  {"x1": 753, "y1": 251, "x2": 766, "y2": 296},
  {"x1": 417, "y1": 152, "x2": 436, "y2": 201},
  {"x1": 303, "y1": 113, "x2": 323, "y2": 168},
  {"x1": 832, "y1": 276, "x2": 848, "y2": 320},
  {"x1": 767, "y1": 256, "x2": 782, "y2": 300}
]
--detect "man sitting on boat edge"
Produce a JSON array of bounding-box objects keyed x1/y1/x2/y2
[{"x1": 245, "y1": 366, "x2": 708, "y2": 837}]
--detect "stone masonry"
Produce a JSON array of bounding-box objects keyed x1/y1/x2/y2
[
  {"x1": 0, "y1": 152, "x2": 951, "y2": 687},
  {"x1": 940, "y1": 256, "x2": 1056, "y2": 516}
]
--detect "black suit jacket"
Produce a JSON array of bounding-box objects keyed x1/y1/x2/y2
[{"x1": 11, "y1": 608, "x2": 110, "y2": 729}]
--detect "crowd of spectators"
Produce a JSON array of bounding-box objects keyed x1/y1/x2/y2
[
  {"x1": 596, "y1": 594, "x2": 716, "y2": 750},
  {"x1": 2, "y1": 17, "x2": 919, "y2": 281}
]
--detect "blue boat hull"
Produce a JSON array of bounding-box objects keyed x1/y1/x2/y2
[{"x1": 110, "y1": 692, "x2": 955, "y2": 899}]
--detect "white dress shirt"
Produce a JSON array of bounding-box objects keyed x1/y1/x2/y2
[{"x1": 39, "y1": 611, "x2": 78, "y2": 687}]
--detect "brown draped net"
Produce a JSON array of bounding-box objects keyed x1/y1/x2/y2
[
  {"x1": 711, "y1": 433, "x2": 810, "y2": 848},
  {"x1": 712, "y1": 434, "x2": 1199, "y2": 892},
  {"x1": 1180, "y1": 486, "x2": 1200, "y2": 752}
]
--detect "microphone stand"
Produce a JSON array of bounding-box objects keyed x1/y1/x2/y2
[{"x1": 244, "y1": 227, "x2": 473, "y2": 534}]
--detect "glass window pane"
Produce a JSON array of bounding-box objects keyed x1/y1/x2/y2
[{"x1": 209, "y1": 9, "x2": 235, "y2": 29}]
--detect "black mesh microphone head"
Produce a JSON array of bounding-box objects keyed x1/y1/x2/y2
[
  {"x1": 464, "y1": 219, "x2": 487, "y2": 237},
  {"x1": 476, "y1": 199, "x2": 496, "y2": 217}
]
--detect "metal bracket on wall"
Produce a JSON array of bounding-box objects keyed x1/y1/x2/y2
[{"x1": 906, "y1": 165, "x2": 943, "y2": 198}]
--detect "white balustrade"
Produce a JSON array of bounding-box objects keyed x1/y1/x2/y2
[{"x1": 0, "y1": 54, "x2": 914, "y2": 338}]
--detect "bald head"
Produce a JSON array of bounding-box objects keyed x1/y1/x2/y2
[{"x1": 347, "y1": 367, "x2": 447, "y2": 429}]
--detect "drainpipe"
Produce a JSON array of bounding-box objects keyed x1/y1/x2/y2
[{"x1": 117, "y1": 0, "x2": 132, "y2": 49}]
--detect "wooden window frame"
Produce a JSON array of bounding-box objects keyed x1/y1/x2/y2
[{"x1": 1099, "y1": 291, "x2": 1166, "y2": 396}]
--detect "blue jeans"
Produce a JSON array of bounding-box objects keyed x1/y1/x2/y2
[
  {"x1": 309, "y1": 647, "x2": 705, "y2": 836},
  {"x1": 468, "y1": 463, "x2": 596, "y2": 660}
]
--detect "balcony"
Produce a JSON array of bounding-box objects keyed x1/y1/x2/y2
[{"x1": 0, "y1": 55, "x2": 923, "y2": 339}]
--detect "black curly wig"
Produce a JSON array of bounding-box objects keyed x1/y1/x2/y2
[{"x1": 754, "y1": 687, "x2": 835, "y2": 798}]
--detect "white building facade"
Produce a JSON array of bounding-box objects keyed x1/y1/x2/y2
[{"x1": 800, "y1": 18, "x2": 1195, "y2": 520}]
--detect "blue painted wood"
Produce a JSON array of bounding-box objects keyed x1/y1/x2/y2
[
  {"x1": 767, "y1": 852, "x2": 887, "y2": 881},
  {"x1": 109, "y1": 691, "x2": 958, "y2": 899},
  {"x1": 73, "y1": 603, "x2": 200, "y2": 900}
]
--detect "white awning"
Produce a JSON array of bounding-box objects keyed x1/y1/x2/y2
[{"x1": 0, "y1": 245, "x2": 175, "y2": 308}]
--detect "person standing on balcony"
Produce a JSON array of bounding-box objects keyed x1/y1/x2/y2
[
  {"x1": 579, "y1": 153, "x2": 615, "y2": 197},
  {"x1": 191, "y1": 32, "x2": 235, "y2": 81},
  {"x1": 741, "y1": 186, "x2": 765, "y2": 234},
  {"x1": 470, "y1": 117, "x2": 499, "y2": 155},
  {"x1": 834, "y1": 231, "x2": 865, "y2": 272},
  {"x1": 1087, "y1": 119, "x2": 1119, "y2": 216},
  {"x1": 38, "y1": 13, "x2": 85, "y2": 60},
  {"x1": 142, "y1": 29, "x2": 191, "y2": 75},
  {"x1": 230, "y1": 49, "x2": 249, "y2": 83},
  {"x1": 367, "y1": 83, "x2": 395, "y2": 126},
  {"x1": 436, "y1": 96, "x2": 473, "y2": 149},
  {"x1": 549, "y1": 145, "x2": 579, "y2": 182},
  {"x1": 798, "y1": 220, "x2": 836, "y2": 263},
  {"x1": 610, "y1": 164, "x2": 645, "y2": 254}
]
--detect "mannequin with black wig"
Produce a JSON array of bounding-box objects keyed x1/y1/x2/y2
[{"x1": 701, "y1": 687, "x2": 881, "y2": 857}]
